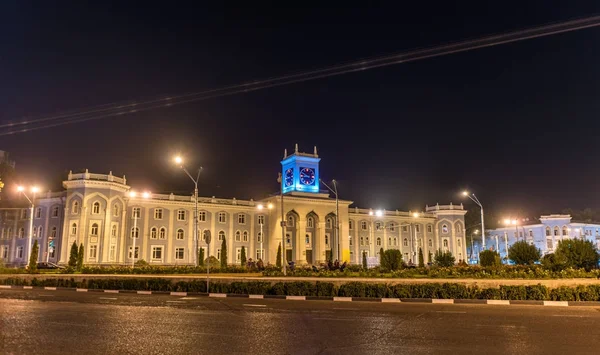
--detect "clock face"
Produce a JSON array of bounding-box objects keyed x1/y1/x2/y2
[
  {"x1": 299, "y1": 167, "x2": 316, "y2": 186},
  {"x1": 284, "y1": 168, "x2": 294, "y2": 187}
]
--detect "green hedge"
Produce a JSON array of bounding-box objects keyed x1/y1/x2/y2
[{"x1": 2, "y1": 277, "x2": 600, "y2": 301}]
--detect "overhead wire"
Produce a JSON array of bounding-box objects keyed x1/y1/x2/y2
[{"x1": 1, "y1": 14, "x2": 599, "y2": 136}]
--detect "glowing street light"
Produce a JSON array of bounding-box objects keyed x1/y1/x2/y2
[
  {"x1": 174, "y1": 156, "x2": 183, "y2": 165},
  {"x1": 375, "y1": 210, "x2": 383, "y2": 217},
  {"x1": 462, "y1": 191, "x2": 486, "y2": 250}
]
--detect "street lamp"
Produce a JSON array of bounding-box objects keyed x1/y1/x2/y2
[
  {"x1": 128, "y1": 190, "x2": 150, "y2": 267},
  {"x1": 462, "y1": 191, "x2": 486, "y2": 250},
  {"x1": 257, "y1": 203, "x2": 274, "y2": 264},
  {"x1": 17, "y1": 185, "x2": 39, "y2": 267},
  {"x1": 173, "y1": 156, "x2": 203, "y2": 266},
  {"x1": 320, "y1": 179, "x2": 340, "y2": 261}
]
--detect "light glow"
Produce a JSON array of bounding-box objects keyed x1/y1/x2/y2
[
  {"x1": 257, "y1": 204, "x2": 264, "y2": 210},
  {"x1": 368, "y1": 211, "x2": 374, "y2": 216},
  {"x1": 174, "y1": 156, "x2": 183, "y2": 165},
  {"x1": 462, "y1": 191, "x2": 469, "y2": 196},
  {"x1": 142, "y1": 191, "x2": 151, "y2": 199},
  {"x1": 375, "y1": 210, "x2": 383, "y2": 217},
  {"x1": 17, "y1": 186, "x2": 24, "y2": 192},
  {"x1": 413, "y1": 212, "x2": 419, "y2": 218},
  {"x1": 31, "y1": 186, "x2": 40, "y2": 193},
  {"x1": 129, "y1": 191, "x2": 137, "y2": 198},
  {"x1": 267, "y1": 203, "x2": 274, "y2": 209}
]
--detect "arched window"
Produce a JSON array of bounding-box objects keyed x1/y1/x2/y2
[
  {"x1": 176, "y1": 229, "x2": 184, "y2": 240},
  {"x1": 562, "y1": 226, "x2": 568, "y2": 236},
  {"x1": 113, "y1": 204, "x2": 119, "y2": 217},
  {"x1": 257, "y1": 232, "x2": 263, "y2": 243},
  {"x1": 553, "y1": 227, "x2": 559, "y2": 236},
  {"x1": 403, "y1": 238, "x2": 408, "y2": 247},
  {"x1": 457, "y1": 238, "x2": 461, "y2": 247},
  {"x1": 388, "y1": 237, "x2": 391, "y2": 245},
  {"x1": 18, "y1": 228, "x2": 24, "y2": 238},
  {"x1": 307, "y1": 217, "x2": 314, "y2": 228},
  {"x1": 218, "y1": 230, "x2": 225, "y2": 241},
  {"x1": 91, "y1": 223, "x2": 98, "y2": 236},
  {"x1": 33, "y1": 226, "x2": 38, "y2": 238},
  {"x1": 131, "y1": 227, "x2": 139, "y2": 239},
  {"x1": 428, "y1": 239, "x2": 433, "y2": 247},
  {"x1": 305, "y1": 234, "x2": 310, "y2": 245},
  {"x1": 243, "y1": 231, "x2": 248, "y2": 242},
  {"x1": 71, "y1": 223, "x2": 77, "y2": 235},
  {"x1": 72, "y1": 201, "x2": 79, "y2": 214},
  {"x1": 92, "y1": 202, "x2": 100, "y2": 214},
  {"x1": 443, "y1": 239, "x2": 449, "y2": 247},
  {"x1": 150, "y1": 227, "x2": 157, "y2": 239},
  {"x1": 287, "y1": 216, "x2": 294, "y2": 227},
  {"x1": 326, "y1": 218, "x2": 332, "y2": 229},
  {"x1": 159, "y1": 227, "x2": 166, "y2": 239},
  {"x1": 325, "y1": 234, "x2": 329, "y2": 245},
  {"x1": 442, "y1": 224, "x2": 449, "y2": 234},
  {"x1": 360, "y1": 236, "x2": 364, "y2": 245},
  {"x1": 38, "y1": 226, "x2": 43, "y2": 238},
  {"x1": 456, "y1": 224, "x2": 462, "y2": 233},
  {"x1": 376, "y1": 237, "x2": 381, "y2": 246},
  {"x1": 111, "y1": 225, "x2": 117, "y2": 237},
  {"x1": 235, "y1": 230, "x2": 241, "y2": 242},
  {"x1": 545, "y1": 227, "x2": 551, "y2": 236},
  {"x1": 50, "y1": 227, "x2": 56, "y2": 238}
]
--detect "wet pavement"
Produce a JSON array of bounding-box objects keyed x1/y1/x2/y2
[{"x1": 1, "y1": 289, "x2": 600, "y2": 354}]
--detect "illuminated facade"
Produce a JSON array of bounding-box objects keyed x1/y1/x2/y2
[{"x1": 0, "y1": 146, "x2": 467, "y2": 266}]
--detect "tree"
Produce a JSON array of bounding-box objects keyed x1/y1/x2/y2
[
  {"x1": 77, "y1": 243, "x2": 84, "y2": 271},
  {"x1": 276, "y1": 243, "x2": 282, "y2": 268},
  {"x1": 220, "y1": 238, "x2": 227, "y2": 268},
  {"x1": 68, "y1": 242, "x2": 78, "y2": 268},
  {"x1": 541, "y1": 253, "x2": 567, "y2": 272},
  {"x1": 555, "y1": 239, "x2": 599, "y2": 271},
  {"x1": 380, "y1": 249, "x2": 403, "y2": 271},
  {"x1": 28, "y1": 240, "x2": 39, "y2": 272},
  {"x1": 198, "y1": 248, "x2": 205, "y2": 267},
  {"x1": 418, "y1": 247, "x2": 424, "y2": 267},
  {"x1": 362, "y1": 251, "x2": 368, "y2": 269},
  {"x1": 428, "y1": 251, "x2": 432, "y2": 264},
  {"x1": 508, "y1": 241, "x2": 541, "y2": 265},
  {"x1": 434, "y1": 250, "x2": 455, "y2": 267},
  {"x1": 240, "y1": 246, "x2": 247, "y2": 266},
  {"x1": 480, "y1": 250, "x2": 501, "y2": 267}
]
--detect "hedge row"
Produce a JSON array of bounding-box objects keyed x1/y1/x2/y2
[{"x1": 3, "y1": 278, "x2": 600, "y2": 301}]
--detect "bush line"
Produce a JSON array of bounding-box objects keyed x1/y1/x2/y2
[{"x1": 2, "y1": 278, "x2": 600, "y2": 301}]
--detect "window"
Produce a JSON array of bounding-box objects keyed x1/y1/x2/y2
[
  {"x1": 546, "y1": 239, "x2": 553, "y2": 249},
  {"x1": 286, "y1": 233, "x2": 292, "y2": 245},
  {"x1": 402, "y1": 225, "x2": 409, "y2": 232},
  {"x1": 258, "y1": 215, "x2": 265, "y2": 225},
  {"x1": 128, "y1": 246, "x2": 139, "y2": 259},
  {"x1": 389, "y1": 224, "x2": 395, "y2": 232},
  {"x1": 0, "y1": 228, "x2": 4, "y2": 239},
  {"x1": 154, "y1": 209, "x2": 163, "y2": 220},
  {"x1": 17, "y1": 246, "x2": 24, "y2": 259},
  {"x1": 198, "y1": 211, "x2": 206, "y2": 222},
  {"x1": 111, "y1": 225, "x2": 117, "y2": 237},
  {"x1": 152, "y1": 246, "x2": 163, "y2": 261},
  {"x1": 256, "y1": 249, "x2": 264, "y2": 260},
  {"x1": 519, "y1": 232, "x2": 523, "y2": 239},
  {"x1": 131, "y1": 227, "x2": 139, "y2": 239},
  {"x1": 403, "y1": 238, "x2": 408, "y2": 247},
  {"x1": 235, "y1": 230, "x2": 241, "y2": 242},
  {"x1": 415, "y1": 224, "x2": 421, "y2": 233},
  {"x1": 18, "y1": 228, "x2": 24, "y2": 238},
  {"x1": 349, "y1": 237, "x2": 353, "y2": 246},
  {"x1": 545, "y1": 227, "x2": 551, "y2": 236},
  {"x1": 7, "y1": 228, "x2": 12, "y2": 238},
  {"x1": 361, "y1": 221, "x2": 367, "y2": 231},
  {"x1": 177, "y1": 210, "x2": 186, "y2": 221},
  {"x1": 418, "y1": 238, "x2": 422, "y2": 247},
  {"x1": 375, "y1": 221, "x2": 382, "y2": 231},
  {"x1": 305, "y1": 234, "x2": 310, "y2": 245},
  {"x1": 457, "y1": 239, "x2": 462, "y2": 247},
  {"x1": 404, "y1": 252, "x2": 408, "y2": 261},
  {"x1": 376, "y1": 237, "x2": 381, "y2": 246},
  {"x1": 553, "y1": 227, "x2": 559, "y2": 236},
  {"x1": 175, "y1": 248, "x2": 184, "y2": 260},
  {"x1": 327, "y1": 218, "x2": 333, "y2": 229},
  {"x1": 218, "y1": 212, "x2": 226, "y2": 223},
  {"x1": 35, "y1": 207, "x2": 41, "y2": 219},
  {"x1": 218, "y1": 230, "x2": 225, "y2": 241},
  {"x1": 176, "y1": 229, "x2": 184, "y2": 240},
  {"x1": 150, "y1": 227, "x2": 157, "y2": 239},
  {"x1": 21, "y1": 209, "x2": 27, "y2": 219},
  {"x1": 36, "y1": 226, "x2": 42, "y2": 238},
  {"x1": 217, "y1": 249, "x2": 222, "y2": 260},
  {"x1": 456, "y1": 224, "x2": 462, "y2": 233},
  {"x1": 257, "y1": 232, "x2": 263, "y2": 243},
  {"x1": 287, "y1": 216, "x2": 294, "y2": 227},
  {"x1": 393, "y1": 237, "x2": 398, "y2": 246},
  {"x1": 236, "y1": 248, "x2": 242, "y2": 262},
  {"x1": 33, "y1": 226, "x2": 38, "y2": 238},
  {"x1": 427, "y1": 225, "x2": 433, "y2": 233},
  {"x1": 442, "y1": 224, "x2": 449, "y2": 234},
  {"x1": 562, "y1": 226, "x2": 568, "y2": 236},
  {"x1": 109, "y1": 246, "x2": 116, "y2": 261},
  {"x1": 72, "y1": 201, "x2": 79, "y2": 214},
  {"x1": 428, "y1": 239, "x2": 433, "y2": 247},
  {"x1": 325, "y1": 234, "x2": 330, "y2": 246},
  {"x1": 92, "y1": 202, "x2": 100, "y2": 214},
  {"x1": 89, "y1": 245, "x2": 97, "y2": 259},
  {"x1": 238, "y1": 214, "x2": 246, "y2": 224},
  {"x1": 133, "y1": 207, "x2": 141, "y2": 219},
  {"x1": 360, "y1": 236, "x2": 364, "y2": 246},
  {"x1": 71, "y1": 223, "x2": 78, "y2": 235},
  {"x1": 388, "y1": 237, "x2": 391, "y2": 245},
  {"x1": 113, "y1": 204, "x2": 119, "y2": 217},
  {"x1": 1, "y1": 246, "x2": 8, "y2": 259},
  {"x1": 443, "y1": 239, "x2": 449, "y2": 248},
  {"x1": 243, "y1": 231, "x2": 248, "y2": 242},
  {"x1": 50, "y1": 227, "x2": 56, "y2": 238},
  {"x1": 529, "y1": 230, "x2": 533, "y2": 237},
  {"x1": 349, "y1": 220, "x2": 353, "y2": 230},
  {"x1": 159, "y1": 227, "x2": 166, "y2": 239},
  {"x1": 91, "y1": 223, "x2": 99, "y2": 236},
  {"x1": 307, "y1": 217, "x2": 314, "y2": 228}
]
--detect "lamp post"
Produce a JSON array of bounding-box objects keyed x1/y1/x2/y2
[
  {"x1": 174, "y1": 156, "x2": 202, "y2": 266},
  {"x1": 462, "y1": 191, "x2": 486, "y2": 250},
  {"x1": 17, "y1": 185, "x2": 39, "y2": 267},
  {"x1": 470, "y1": 229, "x2": 479, "y2": 263},
  {"x1": 128, "y1": 190, "x2": 150, "y2": 267},
  {"x1": 320, "y1": 179, "x2": 340, "y2": 261},
  {"x1": 257, "y1": 203, "x2": 274, "y2": 264}
]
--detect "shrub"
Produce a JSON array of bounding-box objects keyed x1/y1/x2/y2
[
  {"x1": 555, "y1": 239, "x2": 599, "y2": 271},
  {"x1": 418, "y1": 248, "x2": 424, "y2": 268},
  {"x1": 508, "y1": 241, "x2": 541, "y2": 265},
  {"x1": 276, "y1": 243, "x2": 282, "y2": 268},
  {"x1": 240, "y1": 246, "x2": 247, "y2": 266},
  {"x1": 220, "y1": 238, "x2": 228, "y2": 268},
  {"x1": 77, "y1": 244, "x2": 84, "y2": 271},
  {"x1": 380, "y1": 249, "x2": 403, "y2": 271},
  {"x1": 434, "y1": 250, "x2": 455, "y2": 267},
  {"x1": 68, "y1": 242, "x2": 78, "y2": 268},
  {"x1": 541, "y1": 253, "x2": 566, "y2": 271},
  {"x1": 362, "y1": 251, "x2": 367, "y2": 269},
  {"x1": 135, "y1": 259, "x2": 148, "y2": 266},
  {"x1": 198, "y1": 248, "x2": 205, "y2": 267},
  {"x1": 28, "y1": 240, "x2": 39, "y2": 272},
  {"x1": 480, "y1": 250, "x2": 501, "y2": 267}
]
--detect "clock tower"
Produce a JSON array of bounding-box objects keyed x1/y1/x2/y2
[{"x1": 281, "y1": 144, "x2": 320, "y2": 194}]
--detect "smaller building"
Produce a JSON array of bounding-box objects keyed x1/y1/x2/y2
[{"x1": 469, "y1": 214, "x2": 600, "y2": 263}]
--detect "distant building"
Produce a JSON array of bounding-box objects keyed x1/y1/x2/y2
[
  {"x1": 0, "y1": 146, "x2": 466, "y2": 266},
  {"x1": 0, "y1": 150, "x2": 15, "y2": 169},
  {"x1": 467, "y1": 215, "x2": 600, "y2": 263}
]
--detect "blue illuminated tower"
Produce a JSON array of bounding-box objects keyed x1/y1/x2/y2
[{"x1": 281, "y1": 144, "x2": 320, "y2": 194}]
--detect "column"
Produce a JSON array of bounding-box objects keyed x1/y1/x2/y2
[
  {"x1": 59, "y1": 206, "x2": 70, "y2": 264},
  {"x1": 316, "y1": 221, "x2": 326, "y2": 263},
  {"x1": 166, "y1": 208, "x2": 175, "y2": 264},
  {"x1": 297, "y1": 220, "x2": 307, "y2": 265},
  {"x1": 118, "y1": 205, "x2": 127, "y2": 264},
  {"x1": 228, "y1": 213, "x2": 234, "y2": 264},
  {"x1": 102, "y1": 205, "x2": 112, "y2": 263},
  {"x1": 249, "y1": 213, "x2": 255, "y2": 262}
]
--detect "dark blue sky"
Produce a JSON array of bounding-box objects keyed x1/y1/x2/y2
[{"x1": 1, "y1": 2, "x2": 599, "y2": 216}]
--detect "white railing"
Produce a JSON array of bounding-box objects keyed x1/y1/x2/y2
[
  {"x1": 425, "y1": 203, "x2": 464, "y2": 212},
  {"x1": 148, "y1": 193, "x2": 256, "y2": 207},
  {"x1": 67, "y1": 170, "x2": 126, "y2": 185},
  {"x1": 349, "y1": 208, "x2": 435, "y2": 218}
]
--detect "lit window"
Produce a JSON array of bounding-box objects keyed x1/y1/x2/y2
[
  {"x1": 175, "y1": 248, "x2": 184, "y2": 260},
  {"x1": 218, "y1": 212, "x2": 226, "y2": 223},
  {"x1": 258, "y1": 215, "x2": 265, "y2": 225},
  {"x1": 133, "y1": 207, "x2": 141, "y2": 219},
  {"x1": 235, "y1": 231, "x2": 241, "y2": 242},
  {"x1": 307, "y1": 217, "x2": 314, "y2": 228},
  {"x1": 177, "y1": 210, "x2": 186, "y2": 221},
  {"x1": 376, "y1": 237, "x2": 381, "y2": 246},
  {"x1": 403, "y1": 238, "x2": 408, "y2": 247},
  {"x1": 33, "y1": 226, "x2": 38, "y2": 238},
  {"x1": 131, "y1": 227, "x2": 139, "y2": 239},
  {"x1": 349, "y1": 220, "x2": 353, "y2": 230},
  {"x1": 218, "y1": 230, "x2": 225, "y2": 241},
  {"x1": 243, "y1": 231, "x2": 248, "y2": 242},
  {"x1": 71, "y1": 223, "x2": 78, "y2": 235},
  {"x1": 198, "y1": 211, "x2": 206, "y2": 222},
  {"x1": 152, "y1": 246, "x2": 163, "y2": 261},
  {"x1": 361, "y1": 221, "x2": 367, "y2": 231},
  {"x1": 442, "y1": 225, "x2": 449, "y2": 234},
  {"x1": 238, "y1": 214, "x2": 246, "y2": 225},
  {"x1": 128, "y1": 246, "x2": 139, "y2": 259},
  {"x1": 89, "y1": 245, "x2": 97, "y2": 259},
  {"x1": 159, "y1": 227, "x2": 166, "y2": 239},
  {"x1": 72, "y1": 201, "x2": 79, "y2": 214},
  {"x1": 427, "y1": 225, "x2": 433, "y2": 233},
  {"x1": 111, "y1": 225, "x2": 117, "y2": 237},
  {"x1": 92, "y1": 202, "x2": 100, "y2": 214},
  {"x1": 91, "y1": 223, "x2": 98, "y2": 236},
  {"x1": 176, "y1": 229, "x2": 184, "y2": 240},
  {"x1": 150, "y1": 227, "x2": 157, "y2": 239},
  {"x1": 257, "y1": 232, "x2": 263, "y2": 243},
  {"x1": 154, "y1": 209, "x2": 163, "y2": 220}
]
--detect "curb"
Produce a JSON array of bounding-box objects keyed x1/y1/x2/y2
[{"x1": 2, "y1": 285, "x2": 597, "y2": 307}]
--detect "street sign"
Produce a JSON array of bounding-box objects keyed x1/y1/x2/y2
[{"x1": 203, "y1": 230, "x2": 211, "y2": 244}]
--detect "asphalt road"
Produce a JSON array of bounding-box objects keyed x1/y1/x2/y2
[{"x1": 1, "y1": 289, "x2": 600, "y2": 355}]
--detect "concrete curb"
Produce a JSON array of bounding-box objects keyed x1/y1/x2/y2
[{"x1": 1, "y1": 285, "x2": 593, "y2": 307}]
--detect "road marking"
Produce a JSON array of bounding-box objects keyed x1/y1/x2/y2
[
  {"x1": 435, "y1": 311, "x2": 467, "y2": 314},
  {"x1": 243, "y1": 304, "x2": 267, "y2": 307},
  {"x1": 432, "y1": 299, "x2": 454, "y2": 304},
  {"x1": 181, "y1": 297, "x2": 199, "y2": 300},
  {"x1": 249, "y1": 294, "x2": 264, "y2": 299},
  {"x1": 0, "y1": 285, "x2": 11, "y2": 289},
  {"x1": 544, "y1": 301, "x2": 569, "y2": 307},
  {"x1": 99, "y1": 297, "x2": 117, "y2": 300}
]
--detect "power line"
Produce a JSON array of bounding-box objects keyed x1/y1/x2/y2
[{"x1": 1, "y1": 14, "x2": 599, "y2": 136}]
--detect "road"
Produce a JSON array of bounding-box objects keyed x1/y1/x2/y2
[{"x1": 1, "y1": 289, "x2": 599, "y2": 354}]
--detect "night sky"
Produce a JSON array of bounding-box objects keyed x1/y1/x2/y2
[{"x1": 1, "y1": 2, "x2": 599, "y2": 216}]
